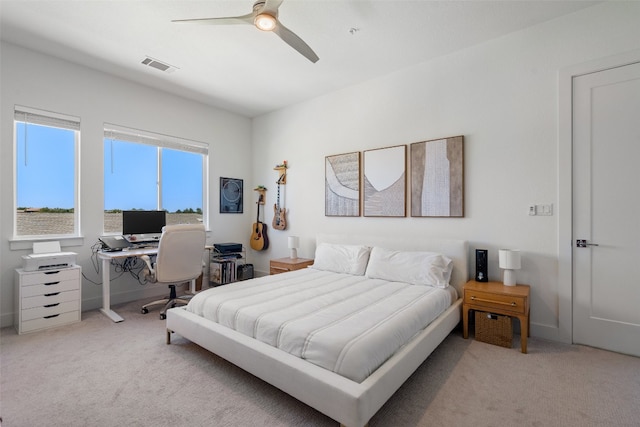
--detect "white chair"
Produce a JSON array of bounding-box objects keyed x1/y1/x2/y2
[{"x1": 140, "y1": 224, "x2": 206, "y2": 319}]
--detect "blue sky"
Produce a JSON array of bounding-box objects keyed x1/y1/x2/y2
[{"x1": 17, "y1": 123, "x2": 203, "y2": 212}]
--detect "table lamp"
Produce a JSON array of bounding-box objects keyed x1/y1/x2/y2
[
  {"x1": 499, "y1": 249, "x2": 521, "y2": 286},
  {"x1": 288, "y1": 236, "x2": 299, "y2": 259}
]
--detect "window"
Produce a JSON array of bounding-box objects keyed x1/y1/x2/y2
[
  {"x1": 103, "y1": 124, "x2": 208, "y2": 234},
  {"x1": 14, "y1": 106, "x2": 80, "y2": 237}
]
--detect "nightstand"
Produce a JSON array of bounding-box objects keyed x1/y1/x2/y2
[
  {"x1": 270, "y1": 257, "x2": 314, "y2": 275},
  {"x1": 462, "y1": 280, "x2": 530, "y2": 353}
]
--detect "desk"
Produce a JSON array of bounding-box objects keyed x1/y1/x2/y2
[{"x1": 98, "y1": 247, "x2": 199, "y2": 323}]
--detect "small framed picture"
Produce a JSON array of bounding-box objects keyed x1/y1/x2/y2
[{"x1": 220, "y1": 177, "x2": 243, "y2": 213}]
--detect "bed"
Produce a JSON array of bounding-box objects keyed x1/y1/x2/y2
[{"x1": 166, "y1": 234, "x2": 468, "y2": 427}]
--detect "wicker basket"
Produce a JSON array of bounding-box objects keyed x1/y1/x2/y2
[{"x1": 474, "y1": 311, "x2": 513, "y2": 348}]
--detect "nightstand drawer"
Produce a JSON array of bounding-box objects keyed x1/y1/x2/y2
[
  {"x1": 270, "y1": 265, "x2": 292, "y2": 274},
  {"x1": 464, "y1": 290, "x2": 526, "y2": 315},
  {"x1": 270, "y1": 258, "x2": 314, "y2": 275}
]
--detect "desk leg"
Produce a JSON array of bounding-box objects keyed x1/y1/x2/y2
[{"x1": 99, "y1": 257, "x2": 124, "y2": 323}]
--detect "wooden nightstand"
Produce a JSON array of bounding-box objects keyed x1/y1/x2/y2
[
  {"x1": 462, "y1": 280, "x2": 530, "y2": 353},
  {"x1": 270, "y1": 257, "x2": 314, "y2": 275}
]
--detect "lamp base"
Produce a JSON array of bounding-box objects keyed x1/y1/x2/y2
[
  {"x1": 503, "y1": 269, "x2": 517, "y2": 286},
  {"x1": 289, "y1": 248, "x2": 298, "y2": 259}
]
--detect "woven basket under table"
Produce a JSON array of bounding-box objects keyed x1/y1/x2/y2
[{"x1": 474, "y1": 310, "x2": 513, "y2": 348}]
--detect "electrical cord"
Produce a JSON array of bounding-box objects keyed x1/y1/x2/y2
[{"x1": 83, "y1": 240, "x2": 152, "y2": 286}]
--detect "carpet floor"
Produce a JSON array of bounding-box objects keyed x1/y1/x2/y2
[{"x1": 1, "y1": 299, "x2": 639, "y2": 427}]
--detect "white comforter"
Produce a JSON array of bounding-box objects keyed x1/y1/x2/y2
[{"x1": 187, "y1": 268, "x2": 456, "y2": 382}]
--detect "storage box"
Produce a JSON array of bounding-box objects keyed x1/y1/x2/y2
[
  {"x1": 237, "y1": 264, "x2": 254, "y2": 281},
  {"x1": 474, "y1": 311, "x2": 513, "y2": 348}
]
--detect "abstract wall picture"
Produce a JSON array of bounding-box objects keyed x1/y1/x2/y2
[
  {"x1": 363, "y1": 145, "x2": 406, "y2": 217},
  {"x1": 220, "y1": 177, "x2": 243, "y2": 213},
  {"x1": 410, "y1": 136, "x2": 464, "y2": 217},
  {"x1": 325, "y1": 152, "x2": 361, "y2": 216}
]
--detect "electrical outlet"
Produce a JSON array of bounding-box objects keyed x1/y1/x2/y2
[{"x1": 528, "y1": 205, "x2": 536, "y2": 216}]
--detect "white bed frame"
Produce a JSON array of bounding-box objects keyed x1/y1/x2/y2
[{"x1": 166, "y1": 234, "x2": 468, "y2": 427}]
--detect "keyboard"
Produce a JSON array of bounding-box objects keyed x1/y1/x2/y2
[{"x1": 124, "y1": 234, "x2": 161, "y2": 244}]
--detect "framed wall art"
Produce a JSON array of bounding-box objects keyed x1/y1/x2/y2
[
  {"x1": 220, "y1": 177, "x2": 243, "y2": 213},
  {"x1": 410, "y1": 136, "x2": 464, "y2": 217},
  {"x1": 363, "y1": 145, "x2": 406, "y2": 217},
  {"x1": 325, "y1": 152, "x2": 361, "y2": 216}
]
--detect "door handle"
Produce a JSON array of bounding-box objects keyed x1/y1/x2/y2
[{"x1": 576, "y1": 239, "x2": 599, "y2": 248}]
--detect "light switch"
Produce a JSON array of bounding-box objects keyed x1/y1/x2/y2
[{"x1": 540, "y1": 204, "x2": 553, "y2": 216}]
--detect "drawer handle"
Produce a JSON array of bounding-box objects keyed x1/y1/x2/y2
[
  {"x1": 44, "y1": 271, "x2": 62, "y2": 275},
  {"x1": 471, "y1": 296, "x2": 517, "y2": 307},
  {"x1": 44, "y1": 281, "x2": 61, "y2": 286},
  {"x1": 44, "y1": 292, "x2": 61, "y2": 297},
  {"x1": 44, "y1": 314, "x2": 60, "y2": 319},
  {"x1": 44, "y1": 303, "x2": 60, "y2": 308}
]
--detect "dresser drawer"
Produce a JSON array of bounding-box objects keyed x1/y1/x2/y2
[
  {"x1": 21, "y1": 279, "x2": 80, "y2": 298},
  {"x1": 21, "y1": 300, "x2": 79, "y2": 322},
  {"x1": 20, "y1": 311, "x2": 80, "y2": 334},
  {"x1": 22, "y1": 290, "x2": 80, "y2": 310},
  {"x1": 464, "y1": 290, "x2": 526, "y2": 315},
  {"x1": 19, "y1": 268, "x2": 80, "y2": 287}
]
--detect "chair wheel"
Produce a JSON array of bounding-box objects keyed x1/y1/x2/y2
[
  {"x1": 141, "y1": 308, "x2": 149, "y2": 314},
  {"x1": 160, "y1": 313, "x2": 166, "y2": 320}
]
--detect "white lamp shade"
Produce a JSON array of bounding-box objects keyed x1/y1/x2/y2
[
  {"x1": 499, "y1": 249, "x2": 521, "y2": 286},
  {"x1": 288, "y1": 236, "x2": 299, "y2": 249},
  {"x1": 499, "y1": 249, "x2": 521, "y2": 270},
  {"x1": 288, "y1": 236, "x2": 299, "y2": 259}
]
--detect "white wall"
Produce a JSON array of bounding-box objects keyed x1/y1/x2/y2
[
  {"x1": 249, "y1": 2, "x2": 640, "y2": 342},
  {"x1": 0, "y1": 42, "x2": 252, "y2": 327}
]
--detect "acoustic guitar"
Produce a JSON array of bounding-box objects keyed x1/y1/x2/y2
[
  {"x1": 250, "y1": 195, "x2": 269, "y2": 251},
  {"x1": 272, "y1": 174, "x2": 287, "y2": 231}
]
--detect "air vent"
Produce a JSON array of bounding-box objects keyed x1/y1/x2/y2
[{"x1": 141, "y1": 56, "x2": 178, "y2": 73}]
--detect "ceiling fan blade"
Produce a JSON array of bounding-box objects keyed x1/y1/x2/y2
[
  {"x1": 261, "y1": 0, "x2": 284, "y2": 16},
  {"x1": 172, "y1": 12, "x2": 255, "y2": 26},
  {"x1": 273, "y1": 21, "x2": 319, "y2": 63}
]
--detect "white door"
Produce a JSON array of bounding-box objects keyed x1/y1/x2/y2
[{"x1": 573, "y1": 61, "x2": 640, "y2": 357}]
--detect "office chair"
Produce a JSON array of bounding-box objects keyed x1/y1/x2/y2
[{"x1": 140, "y1": 223, "x2": 206, "y2": 319}]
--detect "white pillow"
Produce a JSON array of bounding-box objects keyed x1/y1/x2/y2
[
  {"x1": 365, "y1": 246, "x2": 453, "y2": 288},
  {"x1": 311, "y1": 243, "x2": 372, "y2": 276}
]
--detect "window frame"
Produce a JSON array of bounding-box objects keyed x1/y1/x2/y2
[
  {"x1": 12, "y1": 105, "x2": 81, "y2": 242},
  {"x1": 103, "y1": 123, "x2": 209, "y2": 233}
]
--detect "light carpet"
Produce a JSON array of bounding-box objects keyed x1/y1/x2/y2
[{"x1": 1, "y1": 300, "x2": 639, "y2": 427}]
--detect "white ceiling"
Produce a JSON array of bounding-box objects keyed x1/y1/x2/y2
[{"x1": 1, "y1": 0, "x2": 599, "y2": 118}]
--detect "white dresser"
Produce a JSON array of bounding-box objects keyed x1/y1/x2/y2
[{"x1": 15, "y1": 266, "x2": 82, "y2": 334}]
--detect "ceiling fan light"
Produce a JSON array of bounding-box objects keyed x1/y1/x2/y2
[{"x1": 254, "y1": 13, "x2": 276, "y2": 31}]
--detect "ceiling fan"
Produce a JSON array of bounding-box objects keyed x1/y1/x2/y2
[{"x1": 172, "y1": 0, "x2": 319, "y2": 63}]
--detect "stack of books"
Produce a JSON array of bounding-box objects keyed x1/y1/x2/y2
[{"x1": 210, "y1": 253, "x2": 242, "y2": 285}]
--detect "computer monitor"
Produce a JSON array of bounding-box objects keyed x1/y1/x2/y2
[{"x1": 122, "y1": 210, "x2": 166, "y2": 240}]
